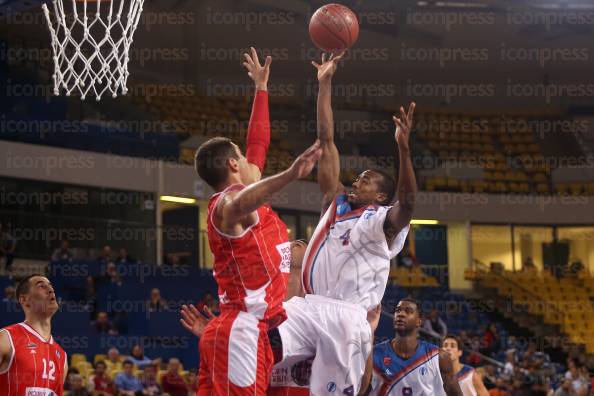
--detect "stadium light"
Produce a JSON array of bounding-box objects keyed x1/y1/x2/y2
[
  {"x1": 160, "y1": 196, "x2": 196, "y2": 204},
  {"x1": 410, "y1": 219, "x2": 439, "y2": 225}
]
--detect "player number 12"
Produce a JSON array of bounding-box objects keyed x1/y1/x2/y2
[{"x1": 42, "y1": 358, "x2": 56, "y2": 381}]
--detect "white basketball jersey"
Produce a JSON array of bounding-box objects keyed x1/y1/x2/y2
[
  {"x1": 456, "y1": 365, "x2": 477, "y2": 396},
  {"x1": 301, "y1": 194, "x2": 409, "y2": 310},
  {"x1": 370, "y1": 340, "x2": 445, "y2": 396}
]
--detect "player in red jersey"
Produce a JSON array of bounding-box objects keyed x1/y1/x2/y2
[
  {"x1": 193, "y1": 47, "x2": 322, "y2": 395},
  {"x1": 0, "y1": 274, "x2": 68, "y2": 396}
]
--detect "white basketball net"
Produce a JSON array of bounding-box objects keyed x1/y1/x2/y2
[{"x1": 42, "y1": 0, "x2": 145, "y2": 100}]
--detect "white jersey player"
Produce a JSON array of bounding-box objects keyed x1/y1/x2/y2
[
  {"x1": 362, "y1": 299, "x2": 463, "y2": 396},
  {"x1": 442, "y1": 335, "x2": 489, "y2": 396},
  {"x1": 279, "y1": 52, "x2": 417, "y2": 395}
]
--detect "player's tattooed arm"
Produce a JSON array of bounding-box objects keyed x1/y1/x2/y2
[
  {"x1": 439, "y1": 350, "x2": 464, "y2": 396},
  {"x1": 312, "y1": 52, "x2": 345, "y2": 213},
  {"x1": 473, "y1": 370, "x2": 490, "y2": 396},
  {"x1": 220, "y1": 141, "x2": 322, "y2": 232},
  {"x1": 384, "y1": 103, "x2": 417, "y2": 243}
]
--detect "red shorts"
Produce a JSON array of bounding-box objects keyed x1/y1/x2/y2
[{"x1": 198, "y1": 310, "x2": 274, "y2": 396}]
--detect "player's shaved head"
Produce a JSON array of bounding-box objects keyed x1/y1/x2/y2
[
  {"x1": 369, "y1": 169, "x2": 396, "y2": 205},
  {"x1": 195, "y1": 137, "x2": 240, "y2": 189}
]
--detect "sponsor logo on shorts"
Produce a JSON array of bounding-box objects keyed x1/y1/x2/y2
[
  {"x1": 343, "y1": 385, "x2": 354, "y2": 395},
  {"x1": 327, "y1": 382, "x2": 337, "y2": 392},
  {"x1": 276, "y1": 242, "x2": 291, "y2": 274},
  {"x1": 26, "y1": 387, "x2": 55, "y2": 396},
  {"x1": 291, "y1": 359, "x2": 312, "y2": 387}
]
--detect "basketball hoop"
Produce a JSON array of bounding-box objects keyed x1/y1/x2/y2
[{"x1": 42, "y1": 0, "x2": 145, "y2": 100}]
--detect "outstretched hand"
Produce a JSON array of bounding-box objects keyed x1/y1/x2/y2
[
  {"x1": 289, "y1": 140, "x2": 323, "y2": 179},
  {"x1": 393, "y1": 102, "x2": 416, "y2": 150},
  {"x1": 243, "y1": 47, "x2": 272, "y2": 91},
  {"x1": 311, "y1": 52, "x2": 346, "y2": 82},
  {"x1": 180, "y1": 304, "x2": 215, "y2": 338}
]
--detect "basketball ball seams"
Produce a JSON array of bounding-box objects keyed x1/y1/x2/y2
[
  {"x1": 333, "y1": 7, "x2": 353, "y2": 48},
  {"x1": 319, "y1": 20, "x2": 348, "y2": 50}
]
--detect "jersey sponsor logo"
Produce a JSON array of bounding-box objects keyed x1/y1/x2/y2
[
  {"x1": 383, "y1": 356, "x2": 392, "y2": 366},
  {"x1": 402, "y1": 387, "x2": 412, "y2": 395},
  {"x1": 364, "y1": 211, "x2": 375, "y2": 220},
  {"x1": 291, "y1": 359, "x2": 312, "y2": 387},
  {"x1": 276, "y1": 242, "x2": 292, "y2": 274},
  {"x1": 327, "y1": 382, "x2": 337, "y2": 392},
  {"x1": 385, "y1": 368, "x2": 393, "y2": 376},
  {"x1": 26, "y1": 387, "x2": 56, "y2": 396},
  {"x1": 420, "y1": 366, "x2": 427, "y2": 376},
  {"x1": 339, "y1": 229, "x2": 351, "y2": 246},
  {"x1": 27, "y1": 343, "x2": 38, "y2": 349}
]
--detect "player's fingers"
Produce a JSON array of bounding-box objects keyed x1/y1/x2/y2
[
  {"x1": 407, "y1": 102, "x2": 416, "y2": 123},
  {"x1": 203, "y1": 306, "x2": 215, "y2": 319},
  {"x1": 395, "y1": 119, "x2": 406, "y2": 132},
  {"x1": 321, "y1": 53, "x2": 326, "y2": 63},
  {"x1": 400, "y1": 106, "x2": 407, "y2": 122},
  {"x1": 305, "y1": 140, "x2": 322, "y2": 155},
  {"x1": 243, "y1": 53, "x2": 254, "y2": 66},
  {"x1": 188, "y1": 304, "x2": 202, "y2": 317},
  {"x1": 248, "y1": 72, "x2": 254, "y2": 79},
  {"x1": 242, "y1": 62, "x2": 251, "y2": 71},
  {"x1": 329, "y1": 53, "x2": 335, "y2": 61},
  {"x1": 264, "y1": 55, "x2": 272, "y2": 69},
  {"x1": 180, "y1": 319, "x2": 193, "y2": 332},
  {"x1": 311, "y1": 61, "x2": 321, "y2": 69},
  {"x1": 334, "y1": 50, "x2": 346, "y2": 61},
  {"x1": 181, "y1": 308, "x2": 195, "y2": 323},
  {"x1": 251, "y1": 47, "x2": 260, "y2": 66}
]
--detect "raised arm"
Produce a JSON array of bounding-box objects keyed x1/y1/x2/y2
[
  {"x1": 439, "y1": 350, "x2": 464, "y2": 396},
  {"x1": 384, "y1": 102, "x2": 417, "y2": 243},
  {"x1": 219, "y1": 141, "x2": 322, "y2": 232},
  {"x1": 311, "y1": 53, "x2": 345, "y2": 212},
  {"x1": 242, "y1": 47, "x2": 272, "y2": 184}
]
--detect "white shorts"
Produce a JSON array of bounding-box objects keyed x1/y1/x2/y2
[{"x1": 276, "y1": 294, "x2": 372, "y2": 396}]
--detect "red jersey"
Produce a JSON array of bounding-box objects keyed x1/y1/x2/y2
[
  {"x1": 0, "y1": 322, "x2": 67, "y2": 396},
  {"x1": 207, "y1": 184, "x2": 290, "y2": 328}
]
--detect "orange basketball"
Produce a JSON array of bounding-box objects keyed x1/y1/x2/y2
[{"x1": 309, "y1": 4, "x2": 359, "y2": 52}]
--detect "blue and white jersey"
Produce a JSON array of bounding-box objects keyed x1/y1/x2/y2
[
  {"x1": 370, "y1": 340, "x2": 445, "y2": 396},
  {"x1": 456, "y1": 365, "x2": 476, "y2": 396},
  {"x1": 301, "y1": 194, "x2": 409, "y2": 310}
]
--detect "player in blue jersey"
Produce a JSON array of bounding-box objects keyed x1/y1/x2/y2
[
  {"x1": 442, "y1": 335, "x2": 489, "y2": 396},
  {"x1": 361, "y1": 298, "x2": 463, "y2": 396}
]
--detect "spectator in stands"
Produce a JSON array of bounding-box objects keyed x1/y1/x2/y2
[
  {"x1": 100, "y1": 245, "x2": 114, "y2": 263},
  {"x1": 128, "y1": 345, "x2": 155, "y2": 370},
  {"x1": 504, "y1": 351, "x2": 516, "y2": 377},
  {"x1": 140, "y1": 364, "x2": 161, "y2": 396},
  {"x1": 568, "y1": 258, "x2": 585, "y2": 278},
  {"x1": 91, "y1": 311, "x2": 118, "y2": 335},
  {"x1": 146, "y1": 288, "x2": 167, "y2": 313},
  {"x1": 481, "y1": 323, "x2": 501, "y2": 357},
  {"x1": 106, "y1": 347, "x2": 123, "y2": 371},
  {"x1": 2, "y1": 285, "x2": 16, "y2": 302},
  {"x1": 397, "y1": 245, "x2": 418, "y2": 269},
  {"x1": 87, "y1": 360, "x2": 115, "y2": 395},
  {"x1": 114, "y1": 360, "x2": 143, "y2": 396},
  {"x1": 489, "y1": 378, "x2": 510, "y2": 396},
  {"x1": 96, "y1": 262, "x2": 123, "y2": 288},
  {"x1": 67, "y1": 373, "x2": 90, "y2": 396},
  {"x1": 422, "y1": 308, "x2": 447, "y2": 339},
  {"x1": 196, "y1": 292, "x2": 218, "y2": 314},
  {"x1": 565, "y1": 359, "x2": 589, "y2": 395},
  {"x1": 161, "y1": 358, "x2": 188, "y2": 396},
  {"x1": 116, "y1": 248, "x2": 136, "y2": 264},
  {"x1": 482, "y1": 365, "x2": 498, "y2": 389},
  {"x1": 0, "y1": 222, "x2": 17, "y2": 273},
  {"x1": 65, "y1": 367, "x2": 80, "y2": 391},
  {"x1": 554, "y1": 378, "x2": 574, "y2": 396},
  {"x1": 51, "y1": 240, "x2": 74, "y2": 261},
  {"x1": 186, "y1": 370, "x2": 198, "y2": 395}
]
